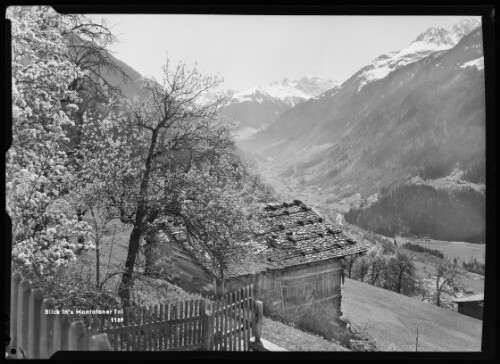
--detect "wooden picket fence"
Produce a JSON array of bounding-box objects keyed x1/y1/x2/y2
[
  {"x1": 210, "y1": 285, "x2": 255, "y2": 351},
  {"x1": 8, "y1": 271, "x2": 264, "y2": 356},
  {"x1": 89, "y1": 284, "x2": 262, "y2": 351},
  {"x1": 8, "y1": 272, "x2": 112, "y2": 359},
  {"x1": 89, "y1": 298, "x2": 207, "y2": 351}
]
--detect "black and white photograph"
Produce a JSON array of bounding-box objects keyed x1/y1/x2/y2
[{"x1": 4, "y1": 5, "x2": 494, "y2": 358}]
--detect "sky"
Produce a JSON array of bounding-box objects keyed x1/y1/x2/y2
[{"x1": 87, "y1": 14, "x2": 479, "y2": 91}]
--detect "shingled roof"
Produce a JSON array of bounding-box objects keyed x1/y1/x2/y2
[
  {"x1": 171, "y1": 200, "x2": 367, "y2": 279},
  {"x1": 223, "y1": 200, "x2": 367, "y2": 278},
  {"x1": 452, "y1": 293, "x2": 484, "y2": 303}
]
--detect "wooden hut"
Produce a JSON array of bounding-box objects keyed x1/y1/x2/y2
[
  {"x1": 147, "y1": 200, "x2": 367, "y2": 338},
  {"x1": 453, "y1": 293, "x2": 484, "y2": 320}
]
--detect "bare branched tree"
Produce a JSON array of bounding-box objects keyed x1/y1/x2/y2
[
  {"x1": 434, "y1": 260, "x2": 462, "y2": 307},
  {"x1": 344, "y1": 253, "x2": 359, "y2": 279},
  {"x1": 117, "y1": 60, "x2": 234, "y2": 307},
  {"x1": 386, "y1": 252, "x2": 415, "y2": 294}
]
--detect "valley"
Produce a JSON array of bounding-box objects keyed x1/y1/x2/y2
[
  {"x1": 249, "y1": 155, "x2": 485, "y2": 303},
  {"x1": 240, "y1": 19, "x2": 486, "y2": 264},
  {"x1": 9, "y1": 9, "x2": 489, "y2": 355}
]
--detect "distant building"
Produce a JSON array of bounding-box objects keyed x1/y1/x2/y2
[
  {"x1": 147, "y1": 200, "x2": 367, "y2": 338},
  {"x1": 453, "y1": 293, "x2": 483, "y2": 320}
]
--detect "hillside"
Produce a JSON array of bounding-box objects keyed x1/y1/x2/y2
[
  {"x1": 341, "y1": 278, "x2": 482, "y2": 351},
  {"x1": 240, "y1": 23, "x2": 485, "y2": 200},
  {"x1": 238, "y1": 22, "x2": 485, "y2": 243},
  {"x1": 103, "y1": 53, "x2": 148, "y2": 100},
  {"x1": 344, "y1": 183, "x2": 485, "y2": 243}
]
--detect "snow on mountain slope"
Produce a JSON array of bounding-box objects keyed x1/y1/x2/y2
[
  {"x1": 238, "y1": 19, "x2": 482, "y2": 151},
  {"x1": 233, "y1": 85, "x2": 310, "y2": 106},
  {"x1": 231, "y1": 76, "x2": 338, "y2": 106},
  {"x1": 460, "y1": 56, "x2": 484, "y2": 70},
  {"x1": 356, "y1": 18, "x2": 480, "y2": 92},
  {"x1": 224, "y1": 76, "x2": 338, "y2": 140}
]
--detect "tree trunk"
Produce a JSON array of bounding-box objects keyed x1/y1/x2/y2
[
  {"x1": 76, "y1": 208, "x2": 86, "y2": 246},
  {"x1": 436, "y1": 276, "x2": 441, "y2": 307},
  {"x1": 118, "y1": 224, "x2": 143, "y2": 307},
  {"x1": 73, "y1": 110, "x2": 86, "y2": 244},
  {"x1": 96, "y1": 238, "x2": 100, "y2": 288},
  {"x1": 360, "y1": 264, "x2": 367, "y2": 281},
  {"x1": 118, "y1": 129, "x2": 158, "y2": 307},
  {"x1": 144, "y1": 236, "x2": 154, "y2": 275},
  {"x1": 397, "y1": 270, "x2": 403, "y2": 293},
  {"x1": 220, "y1": 268, "x2": 225, "y2": 296}
]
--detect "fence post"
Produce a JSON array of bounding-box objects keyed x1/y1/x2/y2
[
  {"x1": 40, "y1": 297, "x2": 57, "y2": 358},
  {"x1": 27, "y1": 288, "x2": 44, "y2": 358},
  {"x1": 69, "y1": 321, "x2": 88, "y2": 351},
  {"x1": 9, "y1": 272, "x2": 22, "y2": 355},
  {"x1": 52, "y1": 315, "x2": 62, "y2": 354},
  {"x1": 60, "y1": 316, "x2": 71, "y2": 351},
  {"x1": 252, "y1": 301, "x2": 263, "y2": 343},
  {"x1": 17, "y1": 279, "x2": 31, "y2": 358},
  {"x1": 202, "y1": 303, "x2": 214, "y2": 350},
  {"x1": 244, "y1": 285, "x2": 251, "y2": 351},
  {"x1": 89, "y1": 333, "x2": 112, "y2": 351}
]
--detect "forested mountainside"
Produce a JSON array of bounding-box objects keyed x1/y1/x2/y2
[
  {"x1": 250, "y1": 26, "x2": 484, "y2": 192},
  {"x1": 239, "y1": 22, "x2": 485, "y2": 243},
  {"x1": 103, "y1": 55, "x2": 144, "y2": 99},
  {"x1": 345, "y1": 184, "x2": 485, "y2": 243},
  {"x1": 239, "y1": 20, "x2": 482, "y2": 162}
]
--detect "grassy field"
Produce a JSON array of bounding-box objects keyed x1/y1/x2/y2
[
  {"x1": 341, "y1": 278, "x2": 483, "y2": 351},
  {"x1": 261, "y1": 317, "x2": 348, "y2": 351},
  {"x1": 397, "y1": 237, "x2": 486, "y2": 264},
  {"x1": 78, "y1": 218, "x2": 202, "y2": 306},
  {"x1": 77, "y1": 192, "x2": 483, "y2": 352}
]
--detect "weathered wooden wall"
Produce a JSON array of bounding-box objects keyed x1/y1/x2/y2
[
  {"x1": 149, "y1": 234, "x2": 346, "y2": 338},
  {"x1": 458, "y1": 301, "x2": 483, "y2": 320},
  {"x1": 149, "y1": 238, "x2": 213, "y2": 294},
  {"x1": 226, "y1": 258, "x2": 344, "y2": 339}
]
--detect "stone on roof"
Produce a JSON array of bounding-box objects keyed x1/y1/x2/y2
[
  {"x1": 225, "y1": 200, "x2": 367, "y2": 277},
  {"x1": 171, "y1": 200, "x2": 367, "y2": 279}
]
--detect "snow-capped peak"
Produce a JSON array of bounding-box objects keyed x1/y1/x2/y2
[
  {"x1": 450, "y1": 18, "x2": 482, "y2": 39},
  {"x1": 355, "y1": 18, "x2": 481, "y2": 92},
  {"x1": 231, "y1": 76, "x2": 338, "y2": 106},
  {"x1": 412, "y1": 26, "x2": 457, "y2": 47}
]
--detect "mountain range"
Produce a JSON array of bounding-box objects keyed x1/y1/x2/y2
[
  {"x1": 239, "y1": 19, "x2": 484, "y2": 186},
  {"x1": 352, "y1": 19, "x2": 482, "y2": 93},
  {"x1": 102, "y1": 18, "x2": 485, "y2": 242},
  {"x1": 221, "y1": 76, "x2": 338, "y2": 140},
  {"x1": 237, "y1": 18, "x2": 485, "y2": 242}
]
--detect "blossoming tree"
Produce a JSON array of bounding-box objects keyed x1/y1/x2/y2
[{"x1": 7, "y1": 6, "x2": 94, "y2": 276}]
